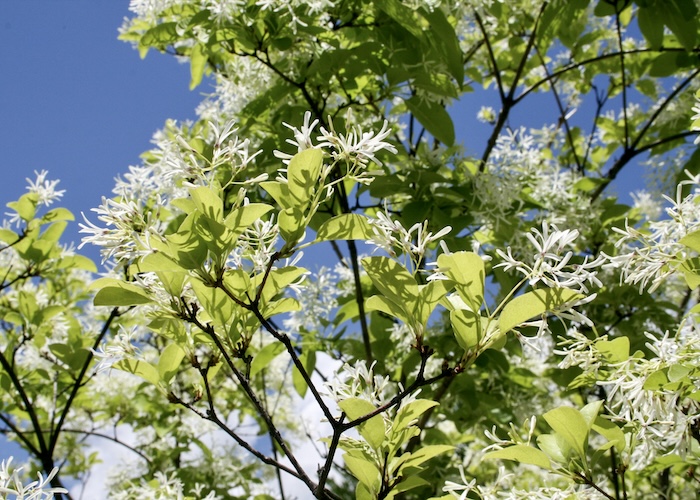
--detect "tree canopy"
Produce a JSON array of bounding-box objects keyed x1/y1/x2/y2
[{"x1": 2, "y1": 0, "x2": 700, "y2": 499}]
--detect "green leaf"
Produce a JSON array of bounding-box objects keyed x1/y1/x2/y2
[
  {"x1": 637, "y1": 4, "x2": 664, "y2": 49},
  {"x1": 415, "y1": 280, "x2": 454, "y2": 325},
  {"x1": 424, "y1": 8, "x2": 464, "y2": 85},
  {"x1": 542, "y1": 406, "x2": 589, "y2": 460},
  {"x1": 7, "y1": 193, "x2": 38, "y2": 222},
  {"x1": 365, "y1": 295, "x2": 412, "y2": 325},
  {"x1": 484, "y1": 444, "x2": 552, "y2": 470},
  {"x1": 663, "y1": 0, "x2": 698, "y2": 51},
  {"x1": 392, "y1": 475, "x2": 429, "y2": 495},
  {"x1": 260, "y1": 181, "x2": 292, "y2": 210},
  {"x1": 395, "y1": 444, "x2": 453, "y2": 471},
  {"x1": 644, "y1": 368, "x2": 669, "y2": 390},
  {"x1": 224, "y1": 203, "x2": 274, "y2": 235},
  {"x1": 190, "y1": 279, "x2": 238, "y2": 334},
  {"x1": 679, "y1": 230, "x2": 700, "y2": 253},
  {"x1": 592, "y1": 417, "x2": 626, "y2": 451},
  {"x1": 140, "y1": 22, "x2": 178, "y2": 50},
  {"x1": 362, "y1": 256, "x2": 418, "y2": 312},
  {"x1": 378, "y1": 0, "x2": 426, "y2": 40},
  {"x1": 287, "y1": 148, "x2": 324, "y2": 209},
  {"x1": 256, "y1": 266, "x2": 307, "y2": 304},
  {"x1": 450, "y1": 309, "x2": 481, "y2": 350},
  {"x1": 113, "y1": 358, "x2": 160, "y2": 386},
  {"x1": 315, "y1": 214, "x2": 374, "y2": 241},
  {"x1": 536, "y1": 433, "x2": 570, "y2": 465},
  {"x1": 278, "y1": 207, "x2": 306, "y2": 245},
  {"x1": 680, "y1": 257, "x2": 700, "y2": 289},
  {"x1": 41, "y1": 207, "x2": 74, "y2": 223},
  {"x1": 0, "y1": 228, "x2": 19, "y2": 245},
  {"x1": 499, "y1": 288, "x2": 583, "y2": 335},
  {"x1": 579, "y1": 400, "x2": 604, "y2": 429},
  {"x1": 437, "y1": 252, "x2": 484, "y2": 310},
  {"x1": 293, "y1": 349, "x2": 315, "y2": 397},
  {"x1": 405, "y1": 96, "x2": 455, "y2": 147},
  {"x1": 166, "y1": 214, "x2": 209, "y2": 269},
  {"x1": 393, "y1": 400, "x2": 438, "y2": 434},
  {"x1": 190, "y1": 186, "x2": 223, "y2": 221},
  {"x1": 189, "y1": 43, "x2": 207, "y2": 90},
  {"x1": 158, "y1": 343, "x2": 185, "y2": 383},
  {"x1": 595, "y1": 336, "x2": 629, "y2": 364},
  {"x1": 250, "y1": 342, "x2": 286, "y2": 379},
  {"x1": 339, "y1": 398, "x2": 386, "y2": 450},
  {"x1": 93, "y1": 280, "x2": 153, "y2": 306},
  {"x1": 343, "y1": 454, "x2": 380, "y2": 490},
  {"x1": 649, "y1": 52, "x2": 679, "y2": 78}
]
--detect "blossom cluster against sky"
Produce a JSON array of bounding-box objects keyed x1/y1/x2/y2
[{"x1": 0, "y1": 2, "x2": 204, "y2": 259}]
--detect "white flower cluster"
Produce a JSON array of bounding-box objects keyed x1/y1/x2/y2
[
  {"x1": 692, "y1": 90, "x2": 700, "y2": 144},
  {"x1": 324, "y1": 361, "x2": 394, "y2": 407},
  {"x1": 443, "y1": 463, "x2": 604, "y2": 500},
  {"x1": 25, "y1": 170, "x2": 65, "y2": 207},
  {"x1": 367, "y1": 209, "x2": 451, "y2": 271},
  {"x1": 283, "y1": 264, "x2": 349, "y2": 335},
  {"x1": 92, "y1": 326, "x2": 143, "y2": 373},
  {"x1": 0, "y1": 457, "x2": 67, "y2": 499},
  {"x1": 5, "y1": 171, "x2": 65, "y2": 227},
  {"x1": 606, "y1": 172, "x2": 700, "y2": 293},
  {"x1": 275, "y1": 111, "x2": 397, "y2": 183},
  {"x1": 555, "y1": 321, "x2": 700, "y2": 471},
  {"x1": 109, "y1": 470, "x2": 220, "y2": 500},
  {"x1": 495, "y1": 221, "x2": 604, "y2": 294}
]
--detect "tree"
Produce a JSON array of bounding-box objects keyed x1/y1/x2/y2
[{"x1": 2, "y1": 0, "x2": 700, "y2": 498}]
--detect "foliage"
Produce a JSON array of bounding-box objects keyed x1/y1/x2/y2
[{"x1": 3, "y1": 0, "x2": 700, "y2": 499}]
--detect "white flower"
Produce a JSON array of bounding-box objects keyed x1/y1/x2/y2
[
  {"x1": 691, "y1": 91, "x2": 700, "y2": 144},
  {"x1": 366, "y1": 209, "x2": 451, "y2": 270},
  {"x1": 495, "y1": 221, "x2": 604, "y2": 293},
  {"x1": 92, "y1": 326, "x2": 142, "y2": 372},
  {"x1": 0, "y1": 457, "x2": 67, "y2": 499},
  {"x1": 25, "y1": 170, "x2": 65, "y2": 207},
  {"x1": 317, "y1": 117, "x2": 397, "y2": 167},
  {"x1": 605, "y1": 172, "x2": 700, "y2": 293},
  {"x1": 324, "y1": 361, "x2": 393, "y2": 406},
  {"x1": 476, "y1": 105, "x2": 496, "y2": 124},
  {"x1": 443, "y1": 465, "x2": 476, "y2": 500}
]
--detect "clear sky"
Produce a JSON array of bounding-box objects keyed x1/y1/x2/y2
[{"x1": 1, "y1": 2, "x2": 206, "y2": 260}]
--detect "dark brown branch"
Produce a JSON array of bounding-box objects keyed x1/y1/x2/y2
[
  {"x1": 477, "y1": 2, "x2": 548, "y2": 170},
  {"x1": 614, "y1": 7, "x2": 630, "y2": 149},
  {"x1": 185, "y1": 310, "x2": 319, "y2": 492},
  {"x1": 48, "y1": 307, "x2": 120, "y2": 456}
]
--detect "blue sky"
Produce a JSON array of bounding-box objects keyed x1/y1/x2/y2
[{"x1": 1, "y1": 2, "x2": 205, "y2": 259}]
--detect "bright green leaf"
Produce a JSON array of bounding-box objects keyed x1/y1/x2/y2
[
  {"x1": 499, "y1": 288, "x2": 583, "y2": 335},
  {"x1": 158, "y1": 343, "x2": 185, "y2": 383},
  {"x1": 343, "y1": 454, "x2": 380, "y2": 490},
  {"x1": 339, "y1": 398, "x2": 386, "y2": 450},
  {"x1": 189, "y1": 43, "x2": 207, "y2": 90},
  {"x1": 287, "y1": 148, "x2": 324, "y2": 209},
  {"x1": 93, "y1": 282, "x2": 153, "y2": 306},
  {"x1": 190, "y1": 186, "x2": 223, "y2": 222},
  {"x1": 362, "y1": 256, "x2": 418, "y2": 312},
  {"x1": 485, "y1": 444, "x2": 552, "y2": 470},
  {"x1": 405, "y1": 96, "x2": 455, "y2": 147},
  {"x1": 450, "y1": 309, "x2": 481, "y2": 350},
  {"x1": 436, "y1": 252, "x2": 484, "y2": 310},
  {"x1": 542, "y1": 406, "x2": 588, "y2": 460},
  {"x1": 113, "y1": 358, "x2": 161, "y2": 386},
  {"x1": 250, "y1": 342, "x2": 286, "y2": 379},
  {"x1": 315, "y1": 214, "x2": 374, "y2": 241}
]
